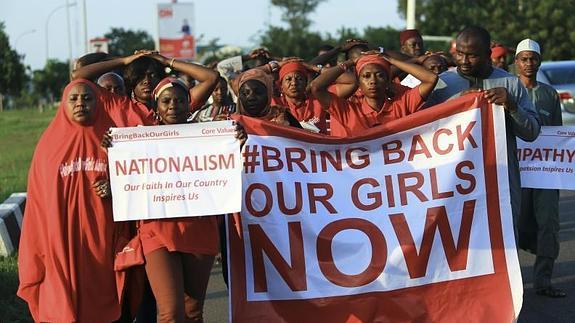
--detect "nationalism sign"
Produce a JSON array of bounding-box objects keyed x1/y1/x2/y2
[
  {"x1": 517, "y1": 126, "x2": 575, "y2": 190},
  {"x1": 228, "y1": 94, "x2": 523, "y2": 322},
  {"x1": 108, "y1": 121, "x2": 241, "y2": 221}
]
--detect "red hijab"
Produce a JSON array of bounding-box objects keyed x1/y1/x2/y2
[
  {"x1": 355, "y1": 54, "x2": 391, "y2": 77},
  {"x1": 17, "y1": 79, "x2": 135, "y2": 322},
  {"x1": 491, "y1": 45, "x2": 508, "y2": 59}
]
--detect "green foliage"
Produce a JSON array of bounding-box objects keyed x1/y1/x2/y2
[
  {"x1": 260, "y1": 0, "x2": 327, "y2": 60},
  {"x1": 0, "y1": 22, "x2": 27, "y2": 96},
  {"x1": 362, "y1": 26, "x2": 401, "y2": 51},
  {"x1": 521, "y1": 1, "x2": 575, "y2": 61},
  {"x1": 104, "y1": 27, "x2": 155, "y2": 57},
  {"x1": 260, "y1": 26, "x2": 325, "y2": 60},
  {"x1": 321, "y1": 27, "x2": 360, "y2": 47},
  {"x1": 260, "y1": 0, "x2": 405, "y2": 60},
  {"x1": 32, "y1": 59, "x2": 69, "y2": 102},
  {"x1": 271, "y1": 0, "x2": 326, "y2": 30},
  {"x1": 396, "y1": 0, "x2": 575, "y2": 61}
]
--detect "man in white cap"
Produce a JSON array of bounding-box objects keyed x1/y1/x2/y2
[
  {"x1": 515, "y1": 38, "x2": 566, "y2": 298},
  {"x1": 426, "y1": 26, "x2": 540, "y2": 226}
]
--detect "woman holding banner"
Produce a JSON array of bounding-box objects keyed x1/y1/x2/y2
[
  {"x1": 139, "y1": 75, "x2": 220, "y2": 323},
  {"x1": 310, "y1": 52, "x2": 438, "y2": 137},
  {"x1": 72, "y1": 51, "x2": 221, "y2": 321},
  {"x1": 17, "y1": 79, "x2": 150, "y2": 322}
]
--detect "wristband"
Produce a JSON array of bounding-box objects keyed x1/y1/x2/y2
[
  {"x1": 268, "y1": 60, "x2": 280, "y2": 73},
  {"x1": 169, "y1": 58, "x2": 176, "y2": 69}
]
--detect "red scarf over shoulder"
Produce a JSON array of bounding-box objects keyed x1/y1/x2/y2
[{"x1": 17, "y1": 79, "x2": 147, "y2": 322}]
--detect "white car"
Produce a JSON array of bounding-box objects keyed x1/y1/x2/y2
[{"x1": 537, "y1": 60, "x2": 575, "y2": 114}]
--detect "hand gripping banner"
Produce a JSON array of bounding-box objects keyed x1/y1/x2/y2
[{"x1": 229, "y1": 94, "x2": 523, "y2": 322}]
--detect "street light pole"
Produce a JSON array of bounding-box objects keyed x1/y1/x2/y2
[
  {"x1": 66, "y1": 0, "x2": 73, "y2": 71},
  {"x1": 406, "y1": 0, "x2": 416, "y2": 29},
  {"x1": 82, "y1": 0, "x2": 88, "y2": 53},
  {"x1": 45, "y1": 2, "x2": 77, "y2": 65},
  {"x1": 14, "y1": 29, "x2": 36, "y2": 49}
]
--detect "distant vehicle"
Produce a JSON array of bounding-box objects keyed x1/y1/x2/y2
[{"x1": 537, "y1": 60, "x2": 575, "y2": 113}]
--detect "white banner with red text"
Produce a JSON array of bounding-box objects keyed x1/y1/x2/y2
[
  {"x1": 108, "y1": 121, "x2": 241, "y2": 221},
  {"x1": 228, "y1": 95, "x2": 523, "y2": 323},
  {"x1": 517, "y1": 126, "x2": 575, "y2": 190}
]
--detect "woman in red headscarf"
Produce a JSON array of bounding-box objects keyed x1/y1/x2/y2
[
  {"x1": 273, "y1": 61, "x2": 353, "y2": 134},
  {"x1": 233, "y1": 68, "x2": 302, "y2": 128},
  {"x1": 253, "y1": 59, "x2": 354, "y2": 134},
  {"x1": 134, "y1": 77, "x2": 219, "y2": 323},
  {"x1": 17, "y1": 79, "x2": 149, "y2": 322},
  {"x1": 310, "y1": 53, "x2": 438, "y2": 137}
]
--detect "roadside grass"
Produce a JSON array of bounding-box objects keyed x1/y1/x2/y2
[
  {"x1": 0, "y1": 107, "x2": 55, "y2": 322},
  {"x1": 0, "y1": 255, "x2": 31, "y2": 322},
  {"x1": 0, "y1": 107, "x2": 56, "y2": 202}
]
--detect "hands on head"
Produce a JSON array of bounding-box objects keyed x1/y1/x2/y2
[
  {"x1": 250, "y1": 48, "x2": 272, "y2": 60},
  {"x1": 341, "y1": 39, "x2": 369, "y2": 52}
]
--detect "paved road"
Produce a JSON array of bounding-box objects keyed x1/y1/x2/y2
[
  {"x1": 517, "y1": 190, "x2": 575, "y2": 323},
  {"x1": 202, "y1": 191, "x2": 575, "y2": 323}
]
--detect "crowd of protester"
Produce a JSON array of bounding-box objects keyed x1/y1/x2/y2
[{"x1": 16, "y1": 25, "x2": 566, "y2": 323}]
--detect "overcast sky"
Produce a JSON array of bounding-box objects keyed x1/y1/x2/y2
[{"x1": 1, "y1": 0, "x2": 405, "y2": 70}]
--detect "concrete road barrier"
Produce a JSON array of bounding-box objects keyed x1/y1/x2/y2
[{"x1": 0, "y1": 192, "x2": 26, "y2": 256}]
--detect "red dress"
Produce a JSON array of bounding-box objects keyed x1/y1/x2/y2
[{"x1": 17, "y1": 79, "x2": 149, "y2": 322}]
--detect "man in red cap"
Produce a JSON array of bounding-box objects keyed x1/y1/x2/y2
[
  {"x1": 491, "y1": 43, "x2": 509, "y2": 71},
  {"x1": 400, "y1": 29, "x2": 424, "y2": 57}
]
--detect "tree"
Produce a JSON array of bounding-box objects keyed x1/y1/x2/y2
[
  {"x1": 271, "y1": 0, "x2": 325, "y2": 31},
  {"x1": 260, "y1": 26, "x2": 324, "y2": 59},
  {"x1": 396, "y1": 0, "x2": 575, "y2": 61},
  {"x1": 362, "y1": 27, "x2": 401, "y2": 51},
  {"x1": 260, "y1": 0, "x2": 327, "y2": 60},
  {"x1": 520, "y1": 1, "x2": 575, "y2": 60},
  {"x1": 32, "y1": 59, "x2": 69, "y2": 102},
  {"x1": 104, "y1": 27, "x2": 155, "y2": 57},
  {"x1": 323, "y1": 27, "x2": 361, "y2": 46},
  {"x1": 0, "y1": 22, "x2": 27, "y2": 96}
]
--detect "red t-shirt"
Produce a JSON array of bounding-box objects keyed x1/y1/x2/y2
[
  {"x1": 272, "y1": 95, "x2": 328, "y2": 134},
  {"x1": 139, "y1": 216, "x2": 219, "y2": 256},
  {"x1": 272, "y1": 95, "x2": 344, "y2": 135},
  {"x1": 328, "y1": 86, "x2": 424, "y2": 137}
]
